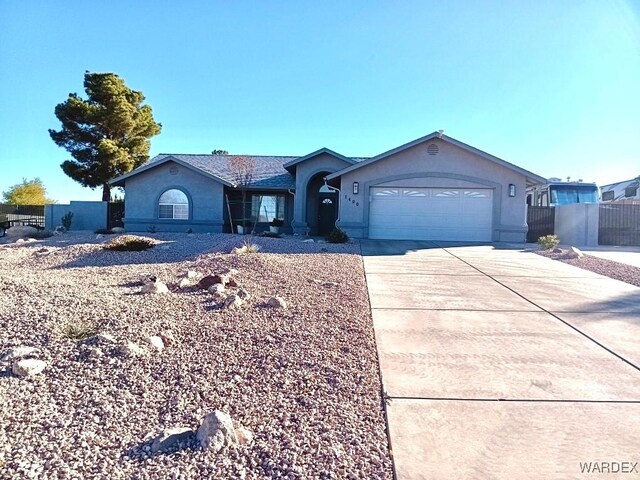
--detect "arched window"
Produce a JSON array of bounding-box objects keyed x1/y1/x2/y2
[{"x1": 158, "y1": 189, "x2": 189, "y2": 219}]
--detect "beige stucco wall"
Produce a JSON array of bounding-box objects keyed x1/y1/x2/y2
[{"x1": 336, "y1": 139, "x2": 528, "y2": 241}]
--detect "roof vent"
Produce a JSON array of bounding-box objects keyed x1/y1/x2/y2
[{"x1": 427, "y1": 144, "x2": 439, "y2": 155}]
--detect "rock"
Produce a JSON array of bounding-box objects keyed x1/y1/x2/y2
[
  {"x1": 224, "y1": 295, "x2": 245, "y2": 309},
  {"x1": 236, "y1": 288, "x2": 250, "y2": 300},
  {"x1": 198, "y1": 274, "x2": 225, "y2": 290},
  {"x1": 235, "y1": 426, "x2": 253, "y2": 446},
  {"x1": 567, "y1": 246, "x2": 584, "y2": 259},
  {"x1": 178, "y1": 278, "x2": 191, "y2": 289},
  {"x1": 185, "y1": 270, "x2": 198, "y2": 279},
  {"x1": 118, "y1": 342, "x2": 149, "y2": 358},
  {"x1": 96, "y1": 234, "x2": 103, "y2": 239},
  {"x1": 552, "y1": 247, "x2": 562, "y2": 253},
  {"x1": 6, "y1": 226, "x2": 38, "y2": 238},
  {"x1": 159, "y1": 330, "x2": 175, "y2": 346},
  {"x1": 111, "y1": 227, "x2": 125, "y2": 233},
  {"x1": 267, "y1": 296, "x2": 287, "y2": 309},
  {"x1": 93, "y1": 333, "x2": 117, "y2": 344},
  {"x1": 150, "y1": 427, "x2": 194, "y2": 454},
  {"x1": 12, "y1": 359, "x2": 47, "y2": 377},
  {"x1": 212, "y1": 292, "x2": 228, "y2": 304},
  {"x1": 1, "y1": 346, "x2": 39, "y2": 363},
  {"x1": 145, "y1": 336, "x2": 164, "y2": 351},
  {"x1": 196, "y1": 411, "x2": 239, "y2": 452},
  {"x1": 34, "y1": 248, "x2": 51, "y2": 257},
  {"x1": 223, "y1": 268, "x2": 239, "y2": 276},
  {"x1": 140, "y1": 281, "x2": 169, "y2": 294},
  {"x1": 302, "y1": 239, "x2": 314, "y2": 243},
  {"x1": 15, "y1": 238, "x2": 25, "y2": 244},
  {"x1": 208, "y1": 283, "x2": 225, "y2": 294},
  {"x1": 139, "y1": 273, "x2": 157, "y2": 284}
]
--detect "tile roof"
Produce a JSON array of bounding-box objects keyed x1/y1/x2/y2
[
  {"x1": 150, "y1": 153, "x2": 369, "y2": 189},
  {"x1": 152, "y1": 154, "x2": 299, "y2": 189}
]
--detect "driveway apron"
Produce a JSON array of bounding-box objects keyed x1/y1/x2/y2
[{"x1": 362, "y1": 240, "x2": 640, "y2": 480}]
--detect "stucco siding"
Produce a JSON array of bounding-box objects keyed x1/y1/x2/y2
[
  {"x1": 336, "y1": 139, "x2": 528, "y2": 241},
  {"x1": 292, "y1": 153, "x2": 352, "y2": 234},
  {"x1": 123, "y1": 160, "x2": 225, "y2": 233}
]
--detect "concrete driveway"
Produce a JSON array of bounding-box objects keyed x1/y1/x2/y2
[{"x1": 362, "y1": 240, "x2": 640, "y2": 480}]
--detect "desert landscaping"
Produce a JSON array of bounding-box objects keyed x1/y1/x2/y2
[{"x1": 0, "y1": 232, "x2": 393, "y2": 479}]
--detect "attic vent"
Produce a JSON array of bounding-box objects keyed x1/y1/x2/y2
[
  {"x1": 169, "y1": 166, "x2": 179, "y2": 175},
  {"x1": 427, "y1": 144, "x2": 439, "y2": 155}
]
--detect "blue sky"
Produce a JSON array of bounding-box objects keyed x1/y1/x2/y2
[{"x1": 1, "y1": 0, "x2": 639, "y2": 203}]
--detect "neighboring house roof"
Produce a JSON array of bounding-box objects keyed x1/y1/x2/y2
[
  {"x1": 111, "y1": 154, "x2": 300, "y2": 190},
  {"x1": 325, "y1": 131, "x2": 547, "y2": 185}
]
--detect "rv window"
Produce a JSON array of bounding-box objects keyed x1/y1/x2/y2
[
  {"x1": 625, "y1": 186, "x2": 638, "y2": 198},
  {"x1": 602, "y1": 191, "x2": 614, "y2": 201},
  {"x1": 540, "y1": 192, "x2": 548, "y2": 207}
]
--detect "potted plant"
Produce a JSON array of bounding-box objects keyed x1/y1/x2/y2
[
  {"x1": 237, "y1": 221, "x2": 253, "y2": 235},
  {"x1": 269, "y1": 218, "x2": 284, "y2": 234}
]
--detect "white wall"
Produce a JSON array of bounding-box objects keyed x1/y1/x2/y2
[{"x1": 554, "y1": 204, "x2": 599, "y2": 247}]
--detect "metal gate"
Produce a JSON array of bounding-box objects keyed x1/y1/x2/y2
[
  {"x1": 526, "y1": 206, "x2": 555, "y2": 243},
  {"x1": 0, "y1": 204, "x2": 45, "y2": 228},
  {"x1": 107, "y1": 202, "x2": 125, "y2": 229},
  {"x1": 599, "y1": 204, "x2": 640, "y2": 246}
]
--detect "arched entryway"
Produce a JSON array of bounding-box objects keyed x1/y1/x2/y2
[{"x1": 306, "y1": 172, "x2": 338, "y2": 235}]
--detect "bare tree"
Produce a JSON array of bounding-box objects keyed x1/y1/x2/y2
[{"x1": 228, "y1": 156, "x2": 255, "y2": 231}]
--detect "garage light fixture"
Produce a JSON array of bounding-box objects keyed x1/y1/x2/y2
[
  {"x1": 353, "y1": 182, "x2": 359, "y2": 195},
  {"x1": 508, "y1": 184, "x2": 516, "y2": 197}
]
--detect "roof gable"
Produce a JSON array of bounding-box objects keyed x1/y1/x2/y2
[
  {"x1": 283, "y1": 148, "x2": 357, "y2": 171},
  {"x1": 111, "y1": 154, "x2": 298, "y2": 190},
  {"x1": 326, "y1": 132, "x2": 546, "y2": 185}
]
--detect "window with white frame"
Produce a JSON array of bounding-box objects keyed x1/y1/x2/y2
[
  {"x1": 251, "y1": 194, "x2": 285, "y2": 222},
  {"x1": 158, "y1": 189, "x2": 189, "y2": 219}
]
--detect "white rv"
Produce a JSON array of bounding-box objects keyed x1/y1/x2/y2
[
  {"x1": 526, "y1": 178, "x2": 599, "y2": 207},
  {"x1": 599, "y1": 178, "x2": 640, "y2": 203}
]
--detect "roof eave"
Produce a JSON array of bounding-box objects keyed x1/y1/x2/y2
[
  {"x1": 109, "y1": 155, "x2": 234, "y2": 187},
  {"x1": 327, "y1": 132, "x2": 547, "y2": 184},
  {"x1": 283, "y1": 148, "x2": 356, "y2": 171}
]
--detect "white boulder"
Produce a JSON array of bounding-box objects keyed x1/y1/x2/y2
[
  {"x1": 12, "y1": 358, "x2": 47, "y2": 377},
  {"x1": 196, "y1": 411, "x2": 239, "y2": 451}
]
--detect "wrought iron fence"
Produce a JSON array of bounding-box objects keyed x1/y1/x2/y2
[
  {"x1": 599, "y1": 203, "x2": 640, "y2": 246},
  {"x1": 0, "y1": 204, "x2": 45, "y2": 228},
  {"x1": 526, "y1": 206, "x2": 555, "y2": 243},
  {"x1": 107, "y1": 202, "x2": 125, "y2": 229}
]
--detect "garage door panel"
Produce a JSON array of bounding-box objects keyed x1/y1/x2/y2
[{"x1": 369, "y1": 187, "x2": 493, "y2": 241}]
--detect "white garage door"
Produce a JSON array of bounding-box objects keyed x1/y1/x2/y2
[{"x1": 369, "y1": 187, "x2": 493, "y2": 241}]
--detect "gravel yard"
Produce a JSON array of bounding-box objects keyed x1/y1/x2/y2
[
  {"x1": 0, "y1": 233, "x2": 392, "y2": 479},
  {"x1": 536, "y1": 247, "x2": 640, "y2": 288}
]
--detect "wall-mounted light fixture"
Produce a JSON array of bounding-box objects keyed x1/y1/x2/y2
[
  {"x1": 353, "y1": 182, "x2": 359, "y2": 195},
  {"x1": 508, "y1": 184, "x2": 516, "y2": 197}
]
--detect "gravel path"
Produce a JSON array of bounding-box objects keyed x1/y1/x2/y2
[
  {"x1": 536, "y1": 247, "x2": 640, "y2": 288},
  {"x1": 0, "y1": 233, "x2": 393, "y2": 479}
]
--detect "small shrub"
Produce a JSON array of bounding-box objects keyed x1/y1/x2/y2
[
  {"x1": 537, "y1": 234, "x2": 559, "y2": 250},
  {"x1": 233, "y1": 241, "x2": 261, "y2": 255},
  {"x1": 326, "y1": 227, "x2": 349, "y2": 244},
  {"x1": 103, "y1": 235, "x2": 155, "y2": 251},
  {"x1": 94, "y1": 228, "x2": 116, "y2": 235},
  {"x1": 58, "y1": 320, "x2": 99, "y2": 340},
  {"x1": 31, "y1": 229, "x2": 54, "y2": 239},
  {"x1": 261, "y1": 231, "x2": 281, "y2": 238},
  {"x1": 61, "y1": 211, "x2": 74, "y2": 231}
]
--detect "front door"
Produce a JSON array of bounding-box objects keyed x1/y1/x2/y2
[{"x1": 317, "y1": 194, "x2": 337, "y2": 235}]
